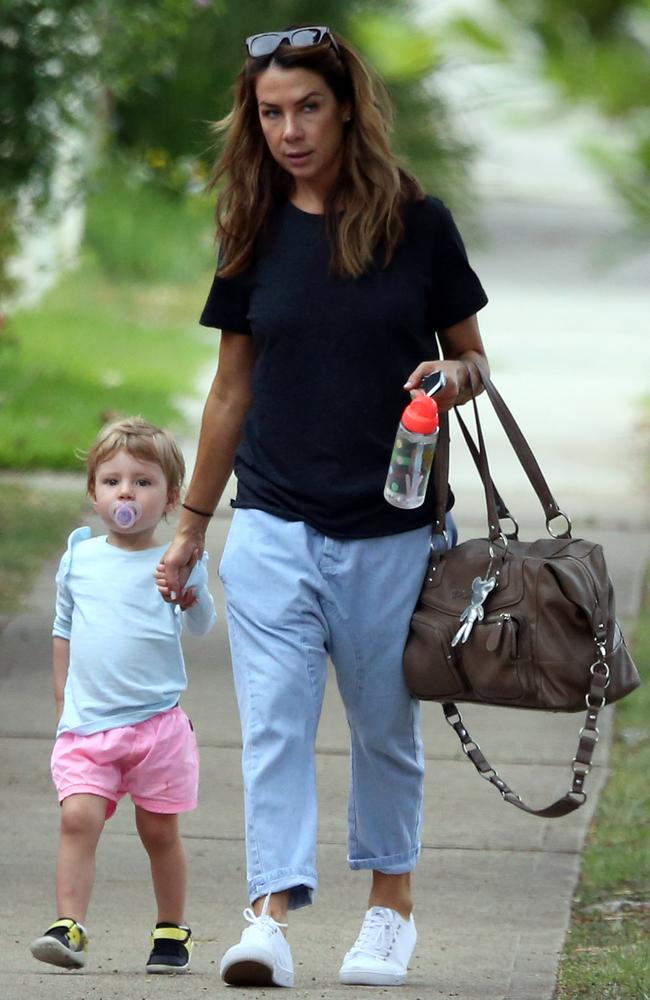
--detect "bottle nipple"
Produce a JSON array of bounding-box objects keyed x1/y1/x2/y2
[{"x1": 110, "y1": 501, "x2": 142, "y2": 529}]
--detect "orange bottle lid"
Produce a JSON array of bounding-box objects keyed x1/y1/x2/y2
[{"x1": 401, "y1": 395, "x2": 439, "y2": 434}]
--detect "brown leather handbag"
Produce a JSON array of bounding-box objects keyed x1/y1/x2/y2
[{"x1": 403, "y1": 360, "x2": 640, "y2": 817}]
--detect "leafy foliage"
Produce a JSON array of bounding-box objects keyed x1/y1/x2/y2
[
  {"x1": 113, "y1": 0, "x2": 471, "y2": 204},
  {"x1": 0, "y1": 0, "x2": 196, "y2": 299},
  {"x1": 448, "y1": 0, "x2": 650, "y2": 225},
  {"x1": 0, "y1": 1, "x2": 94, "y2": 200},
  {"x1": 0, "y1": 0, "x2": 195, "y2": 199},
  {"x1": 1, "y1": 0, "x2": 473, "y2": 302},
  {"x1": 0, "y1": 1, "x2": 90, "y2": 296}
]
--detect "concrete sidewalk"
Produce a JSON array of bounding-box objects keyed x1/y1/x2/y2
[{"x1": 1, "y1": 199, "x2": 649, "y2": 1000}]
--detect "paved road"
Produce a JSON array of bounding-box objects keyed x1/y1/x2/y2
[{"x1": 1, "y1": 194, "x2": 648, "y2": 1000}]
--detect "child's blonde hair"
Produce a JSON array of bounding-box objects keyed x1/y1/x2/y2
[{"x1": 85, "y1": 417, "x2": 185, "y2": 497}]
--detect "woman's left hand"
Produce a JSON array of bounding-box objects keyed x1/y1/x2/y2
[
  {"x1": 403, "y1": 315, "x2": 488, "y2": 411},
  {"x1": 403, "y1": 360, "x2": 467, "y2": 412}
]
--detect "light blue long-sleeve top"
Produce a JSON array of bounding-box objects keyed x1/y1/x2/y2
[{"x1": 52, "y1": 527, "x2": 217, "y2": 737}]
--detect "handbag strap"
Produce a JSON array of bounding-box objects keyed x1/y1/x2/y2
[
  {"x1": 469, "y1": 358, "x2": 570, "y2": 536},
  {"x1": 433, "y1": 359, "x2": 571, "y2": 540},
  {"x1": 441, "y1": 641, "x2": 611, "y2": 816},
  {"x1": 453, "y1": 407, "x2": 519, "y2": 538},
  {"x1": 432, "y1": 378, "x2": 504, "y2": 543},
  {"x1": 432, "y1": 410, "x2": 450, "y2": 536}
]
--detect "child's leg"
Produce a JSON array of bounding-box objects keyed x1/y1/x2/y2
[
  {"x1": 56, "y1": 793, "x2": 107, "y2": 922},
  {"x1": 135, "y1": 807, "x2": 187, "y2": 924}
]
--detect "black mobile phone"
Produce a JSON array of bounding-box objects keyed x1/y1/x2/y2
[{"x1": 421, "y1": 370, "x2": 447, "y2": 397}]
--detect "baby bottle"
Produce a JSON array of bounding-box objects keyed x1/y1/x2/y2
[{"x1": 383, "y1": 395, "x2": 439, "y2": 509}]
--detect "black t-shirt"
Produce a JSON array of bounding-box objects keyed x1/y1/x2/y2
[{"x1": 200, "y1": 196, "x2": 488, "y2": 538}]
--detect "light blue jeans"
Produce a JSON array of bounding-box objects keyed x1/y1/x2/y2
[{"x1": 219, "y1": 508, "x2": 455, "y2": 909}]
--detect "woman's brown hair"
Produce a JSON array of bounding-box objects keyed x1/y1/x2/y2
[{"x1": 210, "y1": 29, "x2": 424, "y2": 279}]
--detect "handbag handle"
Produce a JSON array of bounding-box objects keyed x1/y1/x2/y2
[
  {"x1": 453, "y1": 407, "x2": 519, "y2": 538},
  {"x1": 433, "y1": 366, "x2": 508, "y2": 544},
  {"x1": 442, "y1": 632, "x2": 609, "y2": 816},
  {"x1": 432, "y1": 383, "x2": 507, "y2": 542},
  {"x1": 469, "y1": 358, "x2": 570, "y2": 536},
  {"x1": 433, "y1": 358, "x2": 571, "y2": 540}
]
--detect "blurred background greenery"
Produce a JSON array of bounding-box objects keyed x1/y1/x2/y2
[{"x1": 0, "y1": 0, "x2": 648, "y2": 470}]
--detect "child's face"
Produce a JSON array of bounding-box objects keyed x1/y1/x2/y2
[{"x1": 91, "y1": 449, "x2": 175, "y2": 547}]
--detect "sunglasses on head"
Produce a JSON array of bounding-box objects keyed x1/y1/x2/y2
[{"x1": 245, "y1": 26, "x2": 341, "y2": 59}]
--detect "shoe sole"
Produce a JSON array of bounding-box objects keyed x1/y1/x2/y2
[
  {"x1": 339, "y1": 969, "x2": 406, "y2": 986},
  {"x1": 30, "y1": 937, "x2": 87, "y2": 969},
  {"x1": 220, "y1": 947, "x2": 293, "y2": 988},
  {"x1": 146, "y1": 963, "x2": 190, "y2": 975},
  {"x1": 222, "y1": 958, "x2": 276, "y2": 987}
]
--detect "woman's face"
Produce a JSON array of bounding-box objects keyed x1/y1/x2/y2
[{"x1": 254, "y1": 64, "x2": 349, "y2": 196}]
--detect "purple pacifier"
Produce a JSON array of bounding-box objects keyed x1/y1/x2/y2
[{"x1": 110, "y1": 500, "x2": 142, "y2": 529}]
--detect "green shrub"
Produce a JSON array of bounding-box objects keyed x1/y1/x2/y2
[{"x1": 84, "y1": 159, "x2": 215, "y2": 282}]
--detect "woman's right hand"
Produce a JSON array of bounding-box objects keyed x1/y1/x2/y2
[{"x1": 156, "y1": 532, "x2": 203, "y2": 604}]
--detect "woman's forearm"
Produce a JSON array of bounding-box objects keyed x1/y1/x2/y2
[
  {"x1": 183, "y1": 385, "x2": 249, "y2": 513},
  {"x1": 171, "y1": 331, "x2": 256, "y2": 551}
]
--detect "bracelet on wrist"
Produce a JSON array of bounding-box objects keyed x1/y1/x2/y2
[{"x1": 181, "y1": 502, "x2": 214, "y2": 519}]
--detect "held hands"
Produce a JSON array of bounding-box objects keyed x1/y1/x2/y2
[
  {"x1": 175, "y1": 586, "x2": 199, "y2": 611},
  {"x1": 155, "y1": 537, "x2": 202, "y2": 606}
]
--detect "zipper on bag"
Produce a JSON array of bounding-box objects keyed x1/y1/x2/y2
[{"x1": 485, "y1": 613, "x2": 517, "y2": 657}]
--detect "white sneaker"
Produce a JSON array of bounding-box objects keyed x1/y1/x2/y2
[
  {"x1": 220, "y1": 895, "x2": 294, "y2": 988},
  {"x1": 339, "y1": 906, "x2": 417, "y2": 986}
]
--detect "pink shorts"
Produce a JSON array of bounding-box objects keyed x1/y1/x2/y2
[{"x1": 51, "y1": 706, "x2": 199, "y2": 820}]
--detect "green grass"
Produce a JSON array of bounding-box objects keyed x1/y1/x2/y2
[
  {"x1": 0, "y1": 164, "x2": 219, "y2": 470},
  {"x1": 0, "y1": 257, "x2": 216, "y2": 469},
  {"x1": 554, "y1": 585, "x2": 650, "y2": 999},
  {"x1": 0, "y1": 482, "x2": 85, "y2": 616}
]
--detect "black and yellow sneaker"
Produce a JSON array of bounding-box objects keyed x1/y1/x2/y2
[
  {"x1": 146, "y1": 922, "x2": 193, "y2": 974},
  {"x1": 30, "y1": 918, "x2": 89, "y2": 969}
]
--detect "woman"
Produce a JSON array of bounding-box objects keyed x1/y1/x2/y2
[{"x1": 158, "y1": 25, "x2": 488, "y2": 988}]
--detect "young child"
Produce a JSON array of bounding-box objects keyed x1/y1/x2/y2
[{"x1": 30, "y1": 417, "x2": 216, "y2": 974}]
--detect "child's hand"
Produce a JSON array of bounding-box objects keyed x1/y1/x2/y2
[
  {"x1": 177, "y1": 587, "x2": 198, "y2": 611},
  {"x1": 155, "y1": 546, "x2": 199, "y2": 603}
]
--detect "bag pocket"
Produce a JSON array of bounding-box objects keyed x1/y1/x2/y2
[
  {"x1": 456, "y1": 614, "x2": 525, "y2": 702},
  {"x1": 404, "y1": 612, "x2": 465, "y2": 700}
]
